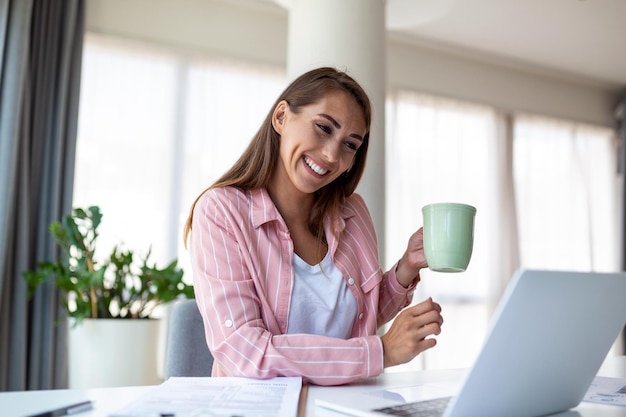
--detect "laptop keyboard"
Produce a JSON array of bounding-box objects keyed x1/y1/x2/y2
[{"x1": 373, "y1": 396, "x2": 452, "y2": 417}]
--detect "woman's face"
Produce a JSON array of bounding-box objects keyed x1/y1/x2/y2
[{"x1": 271, "y1": 90, "x2": 367, "y2": 197}]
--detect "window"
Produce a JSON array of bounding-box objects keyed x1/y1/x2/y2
[
  {"x1": 385, "y1": 91, "x2": 501, "y2": 370},
  {"x1": 74, "y1": 34, "x2": 286, "y2": 281},
  {"x1": 385, "y1": 91, "x2": 619, "y2": 371},
  {"x1": 513, "y1": 115, "x2": 619, "y2": 272},
  {"x1": 75, "y1": 34, "x2": 620, "y2": 372}
]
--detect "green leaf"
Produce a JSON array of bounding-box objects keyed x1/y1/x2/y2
[{"x1": 22, "y1": 205, "x2": 194, "y2": 324}]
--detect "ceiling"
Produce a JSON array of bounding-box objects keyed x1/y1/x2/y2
[
  {"x1": 258, "y1": 0, "x2": 626, "y2": 89},
  {"x1": 386, "y1": 0, "x2": 626, "y2": 89}
]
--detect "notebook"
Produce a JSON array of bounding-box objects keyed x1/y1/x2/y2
[{"x1": 316, "y1": 269, "x2": 626, "y2": 417}]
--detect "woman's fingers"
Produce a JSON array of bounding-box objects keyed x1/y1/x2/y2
[
  {"x1": 406, "y1": 299, "x2": 444, "y2": 328},
  {"x1": 409, "y1": 297, "x2": 442, "y2": 315},
  {"x1": 381, "y1": 298, "x2": 444, "y2": 368}
]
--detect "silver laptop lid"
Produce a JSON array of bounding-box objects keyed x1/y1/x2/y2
[{"x1": 446, "y1": 269, "x2": 626, "y2": 417}]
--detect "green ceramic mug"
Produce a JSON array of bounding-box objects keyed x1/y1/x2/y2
[{"x1": 422, "y1": 202, "x2": 476, "y2": 272}]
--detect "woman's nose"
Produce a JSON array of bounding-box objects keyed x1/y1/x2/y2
[{"x1": 321, "y1": 139, "x2": 341, "y2": 163}]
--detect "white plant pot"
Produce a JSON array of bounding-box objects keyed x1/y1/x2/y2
[{"x1": 68, "y1": 318, "x2": 162, "y2": 388}]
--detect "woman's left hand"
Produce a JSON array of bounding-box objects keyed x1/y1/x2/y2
[
  {"x1": 380, "y1": 297, "x2": 443, "y2": 368},
  {"x1": 396, "y1": 227, "x2": 428, "y2": 288}
]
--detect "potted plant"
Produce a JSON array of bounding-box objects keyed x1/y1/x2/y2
[{"x1": 23, "y1": 205, "x2": 194, "y2": 388}]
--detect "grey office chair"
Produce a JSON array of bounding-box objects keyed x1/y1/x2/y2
[{"x1": 164, "y1": 299, "x2": 214, "y2": 378}]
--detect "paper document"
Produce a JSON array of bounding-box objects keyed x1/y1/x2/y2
[
  {"x1": 583, "y1": 376, "x2": 626, "y2": 407},
  {"x1": 109, "y1": 376, "x2": 302, "y2": 417}
]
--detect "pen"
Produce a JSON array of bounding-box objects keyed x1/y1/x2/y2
[{"x1": 27, "y1": 400, "x2": 93, "y2": 417}]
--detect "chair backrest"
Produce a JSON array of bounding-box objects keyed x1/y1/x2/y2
[{"x1": 164, "y1": 299, "x2": 214, "y2": 379}]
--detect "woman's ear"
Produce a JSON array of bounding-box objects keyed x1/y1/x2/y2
[{"x1": 272, "y1": 100, "x2": 288, "y2": 134}]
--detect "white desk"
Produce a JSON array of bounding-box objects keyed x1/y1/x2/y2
[
  {"x1": 0, "y1": 385, "x2": 152, "y2": 417},
  {"x1": 3, "y1": 356, "x2": 626, "y2": 417}
]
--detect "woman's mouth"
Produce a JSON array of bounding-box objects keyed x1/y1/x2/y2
[{"x1": 304, "y1": 156, "x2": 329, "y2": 176}]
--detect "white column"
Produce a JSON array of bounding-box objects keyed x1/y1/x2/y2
[{"x1": 284, "y1": 0, "x2": 387, "y2": 264}]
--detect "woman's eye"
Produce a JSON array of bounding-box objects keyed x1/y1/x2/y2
[
  {"x1": 345, "y1": 141, "x2": 358, "y2": 151},
  {"x1": 316, "y1": 123, "x2": 331, "y2": 134}
]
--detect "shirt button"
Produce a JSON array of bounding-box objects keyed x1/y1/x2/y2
[
  {"x1": 358, "y1": 313, "x2": 364, "y2": 320},
  {"x1": 348, "y1": 278, "x2": 355, "y2": 285},
  {"x1": 224, "y1": 319, "x2": 233, "y2": 328}
]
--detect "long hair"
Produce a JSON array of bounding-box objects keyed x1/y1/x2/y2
[{"x1": 183, "y1": 67, "x2": 372, "y2": 245}]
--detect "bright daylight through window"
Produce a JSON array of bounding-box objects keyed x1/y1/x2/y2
[{"x1": 74, "y1": 33, "x2": 620, "y2": 372}]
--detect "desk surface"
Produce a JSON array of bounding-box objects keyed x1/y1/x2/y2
[{"x1": 4, "y1": 355, "x2": 626, "y2": 417}]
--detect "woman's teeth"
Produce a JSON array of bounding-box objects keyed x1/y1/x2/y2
[{"x1": 304, "y1": 157, "x2": 328, "y2": 175}]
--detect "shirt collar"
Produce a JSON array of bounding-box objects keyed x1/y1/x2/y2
[
  {"x1": 249, "y1": 187, "x2": 357, "y2": 232},
  {"x1": 250, "y1": 188, "x2": 282, "y2": 229}
]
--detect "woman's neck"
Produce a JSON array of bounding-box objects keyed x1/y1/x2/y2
[
  {"x1": 267, "y1": 183, "x2": 312, "y2": 229},
  {"x1": 267, "y1": 179, "x2": 327, "y2": 265}
]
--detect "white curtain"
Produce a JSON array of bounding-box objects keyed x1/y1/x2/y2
[
  {"x1": 385, "y1": 91, "x2": 517, "y2": 300},
  {"x1": 177, "y1": 60, "x2": 286, "y2": 272},
  {"x1": 513, "y1": 114, "x2": 620, "y2": 272},
  {"x1": 74, "y1": 33, "x2": 286, "y2": 280},
  {"x1": 385, "y1": 91, "x2": 618, "y2": 371},
  {"x1": 385, "y1": 90, "x2": 516, "y2": 370}
]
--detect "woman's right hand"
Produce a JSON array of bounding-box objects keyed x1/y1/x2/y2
[{"x1": 380, "y1": 298, "x2": 443, "y2": 368}]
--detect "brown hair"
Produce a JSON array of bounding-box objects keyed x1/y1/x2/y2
[{"x1": 183, "y1": 67, "x2": 372, "y2": 245}]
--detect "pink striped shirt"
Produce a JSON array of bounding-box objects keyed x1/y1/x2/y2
[{"x1": 189, "y1": 186, "x2": 418, "y2": 385}]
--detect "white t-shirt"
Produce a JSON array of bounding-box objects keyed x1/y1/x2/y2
[{"x1": 286, "y1": 251, "x2": 358, "y2": 339}]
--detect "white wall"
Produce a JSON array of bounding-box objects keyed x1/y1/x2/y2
[
  {"x1": 387, "y1": 37, "x2": 619, "y2": 127},
  {"x1": 85, "y1": 0, "x2": 288, "y2": 66},
  {"x1": 85, "y1": 0, "x2": 620, "y2": 127}
]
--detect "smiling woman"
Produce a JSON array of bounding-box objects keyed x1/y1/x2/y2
[
  {"x1": 184, "y1": 67, "x2": 444, "y2": 386},
  {"x1": 268, "y1": 91, "x2": 368, "y2": 266},
  {"x1": 269, "y1": 91, "x2": 366, "y2": 216}
]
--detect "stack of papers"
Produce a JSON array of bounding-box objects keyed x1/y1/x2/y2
[
  {"x1": 584, "y1": 376, "x2": 626, "y2": 407},
  {"x1": 109, "y1": 376, "x2": 303, "y2": 417}
]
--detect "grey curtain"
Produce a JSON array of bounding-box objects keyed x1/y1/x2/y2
[
  {"x1": 0, "y1": 0, "x2": 84, "y2": 391},
  {"x1": 617, "y1": 91, "x2": 626, "y2": 350},
  {"x1": 619, "y1": 92, "x2": 626, "y2": 271}
]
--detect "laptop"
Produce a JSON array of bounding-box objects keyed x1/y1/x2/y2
[{"x1": 316, "y1": 269, "x2": 626, "y2": 417}]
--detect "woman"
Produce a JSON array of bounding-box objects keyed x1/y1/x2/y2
[{"x1": 184, "y1": 67, "x2": 443, "y2": 386}]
